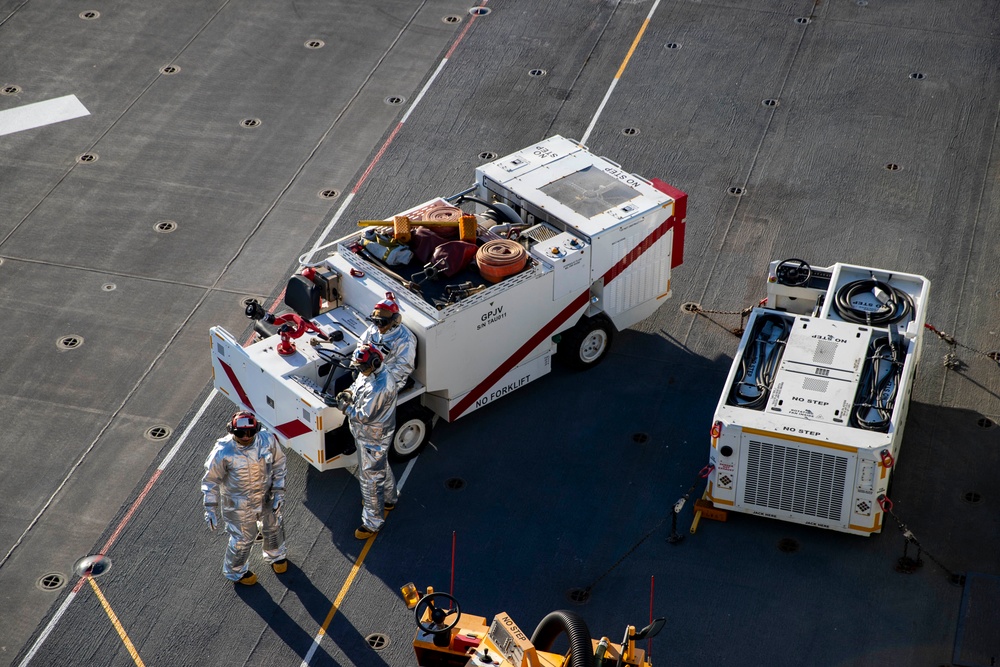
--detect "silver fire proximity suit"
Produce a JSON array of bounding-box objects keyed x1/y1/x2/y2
[
  {"x1": 360, "y1": 322, "x2": 417, "y2": 391},
  {"x1": 342, "y1": 366, "x2": 398, "y2": 532},
  {"x1": 201, "y1": 430, "x2": 287, "y2": 581}
]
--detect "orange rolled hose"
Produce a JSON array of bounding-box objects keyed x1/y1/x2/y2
[{"x1": 477, "y1": 239, "x2": 527, "y2": 283}]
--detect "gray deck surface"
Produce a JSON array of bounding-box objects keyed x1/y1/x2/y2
[{"x1": 1, "y1": 0, "x2": 998, "y2": 666}]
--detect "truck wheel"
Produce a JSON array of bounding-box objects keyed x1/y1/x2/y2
[
  {"x1": 390, "y1": 402, "x2": 434, "y2": 461},
  {"x1": 557, "y1": 315, "x2": 615, "y2": 370}
]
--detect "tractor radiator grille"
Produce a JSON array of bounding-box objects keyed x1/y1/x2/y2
[
  {"x1": 521, "y1": 223, "x2": 560, "y2": 243},
  {"x1": 743, "y1": 439, "x2": 848, "y2": 521}
]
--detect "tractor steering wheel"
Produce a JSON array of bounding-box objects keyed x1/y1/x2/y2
[
  {"x1": 414, "y1": 592, "x2": 462, "y2": 635},
  {"x1": 775, "y1": 258, "x2": 812, "y2": 287}
]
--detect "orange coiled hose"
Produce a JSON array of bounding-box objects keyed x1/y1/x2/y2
[
  {"x1": 477, "y1": 239, "x2": 527, "y2": 283},
  {"x1": 425, "y1": 205, "x2": 463, "y2": 222}
]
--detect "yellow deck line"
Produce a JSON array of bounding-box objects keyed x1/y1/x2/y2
[
  {"x1": 300, "y1": 536, "x2": 377, "y2": 665},
  {"x1": 615, "y1": 17, "x2": 651, "y2": 79},
  {"x1": 581, "y1": 0, "x2": 664, "y2": 145},
  {"x1": 88, "y1": 577, "x2": 146, "y2": 667}
]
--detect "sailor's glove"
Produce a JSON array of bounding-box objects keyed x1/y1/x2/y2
[
  {"x1": 204, "y1": 507, "x2": 218, "y2": 531},
  {"x1": 336, "y1": 390, "x2": 353, "y2": 411}
]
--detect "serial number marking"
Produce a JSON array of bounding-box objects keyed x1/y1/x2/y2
[{"x1": 477, "y1": 305, "x2": 507, "y2": 330}]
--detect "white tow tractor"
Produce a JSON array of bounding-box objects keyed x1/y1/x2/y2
[
  {"x1": 706, "y1": 259, "x2": 930, "y2": 535},
  {"x1": 210, "y1": 136, "x2": 686, "y2": 471}
]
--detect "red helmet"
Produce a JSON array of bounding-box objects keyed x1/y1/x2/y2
[
  {"x1": 369, "y1": 292, "x2": 401, "y2": 329},
  {"x1": 227, "y1": 411, "x2": 260, "y2": 436},
  {"x1": 351, "y1": 343, "x2": 384, "y2": 373}
]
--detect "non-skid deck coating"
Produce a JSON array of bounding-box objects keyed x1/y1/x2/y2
[
  {"x1": 2, "y1": 1, "x2": 999, "y2": 666},
  {"x1": 954, "y1": 573, "x2": 1000, "y2": 667}
]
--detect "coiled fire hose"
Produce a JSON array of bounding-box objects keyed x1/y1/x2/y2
[
  {"x1": 476, "y1": 239, "x2": 527, "y2": 282},
  {"x1": 477, "y1": 239, "x2": 525, "y2": 266}
]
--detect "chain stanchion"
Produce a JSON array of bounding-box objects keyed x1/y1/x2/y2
[
  {"x1": 682, "y1": 299, "x2": 767, "y2": 336},
  {"x1": 924, "y1": 323, "x2": 1000, "y2": 370},
  {"x1": 582, "y1": 464, "x2": 715, "y2": 595},
  {"x1": 667, "y1": 465, "x2": 715, "y2": 545},
  {"x1": 877, "y1": 495, "x2": 959, "y2": 581},
  {"x1": 582, "y1": 517, "x2": 667, "y2": 598}
]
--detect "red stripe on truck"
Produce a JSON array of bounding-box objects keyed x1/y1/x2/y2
[
  {"x1": 275, "y1": 420, "x2": 313, "y2": 440},
  {"x1": 448, "y1": 182, "x2": 686, "y2": 421},
  {"x1": 448, "y1": 291, "x2": 590, "y2": 421},
  {"x1": 219, "y1": 359, "x2": 254, "y2": 411},
  {"x1": 600, "y1": 213, "x2": 679, "y2": 284}
]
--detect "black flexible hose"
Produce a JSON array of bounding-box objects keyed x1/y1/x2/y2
[
  {"x1": 455, "y1": 195, "x2": 524, "y2": 225},
  {"x1": 728, "y1": 314, "x2": 790, "y2": 410},
  {"x1": 851, "y1": 336, "x2": 905, "y2": 431},
  {"x1": 833, "y1": 279, "x2": 914, "y2": 326},
  {"x1": 530, "y1": 610, "x2": 596, "y2": 667}
]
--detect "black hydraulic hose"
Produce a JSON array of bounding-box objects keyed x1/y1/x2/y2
[
  {"x1": 851, "y1": 336, "x2": 905, "y2": 432},
  {"x1": 530, "y1": 610, "x2": 596, "y2": 667},
  {"x1": 833, "y1": 279, "x2": 914, "y2": 326},
  {"x1": 455, "y1": 194, "x2": 524, "y2": 225},
  {"x1": 728, "y1": 314, "x2": 789, "y2": 410}
]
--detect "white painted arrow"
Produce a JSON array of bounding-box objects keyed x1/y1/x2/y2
[{"x1": 0, "y1": 94, "x2": 89, "y2": 136}]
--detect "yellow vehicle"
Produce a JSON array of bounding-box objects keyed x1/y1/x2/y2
[{"x1": 404, "y1": 587, "x2": 665, "y2": 667}]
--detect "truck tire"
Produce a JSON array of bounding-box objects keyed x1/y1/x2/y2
[
  {"x1": 557, "y1": 315, "x2": 615, "y2": 370},
  {"x1": 390, "y1": 402, "x2": 434, "y2": 461}
]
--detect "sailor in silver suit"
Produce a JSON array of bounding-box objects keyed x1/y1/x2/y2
[
  {"x1": 359, "y1": 292, "x2": 416, "y2": 391},
  {"x1": 337, "y1": 343, "x2": 398, "y2": 539},
  {"x1": 201, "y1": 411, "x2": 288, "y2": 585}
]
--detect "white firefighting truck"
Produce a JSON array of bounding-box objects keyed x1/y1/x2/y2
[
  {"x1": 706, "y1": 259, "x2": 930, "y2": 535},
  {"x1": 210, "y1": 136, "x2": 686, "y2": 471}
]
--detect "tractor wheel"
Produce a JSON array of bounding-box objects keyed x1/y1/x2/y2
[
  {"x1": 390, "y1": 402, "x2": 434, "y2": 461},
  {"x1": 557, "y1": 315, "x2": 615, "y2": 370}
]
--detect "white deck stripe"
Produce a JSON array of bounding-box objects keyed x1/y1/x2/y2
[
  {"x1": 582, "y1": 78, "x2": 619, "y2": 146},
  {"x1": 395, "y1": 457, "x2": 418, "y2": 491},
  {"x1": 158, "y1": 389, "x2": 218, "y2": 470},
  {"x1": 400, "y1": 58, "x2": 447, "y2": 124},
  {"x1": 0, "y1": 95, "x2": 89, "y2": 136},
  {"x1": 298, "y1": 48, "x2": 453, "y2": 667},
  {"x1": 17, "y1": 588, "x2": 79, "y2": 667},
  {"x1": 581, "y1": 0, "x2": 662, "y2": 145},
  {"x1": 298, "y1": 192, "x2": 355, "y2": 266},
  {"x1": 299, "y1": 57, "x2": 448, "y2": 267}
]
